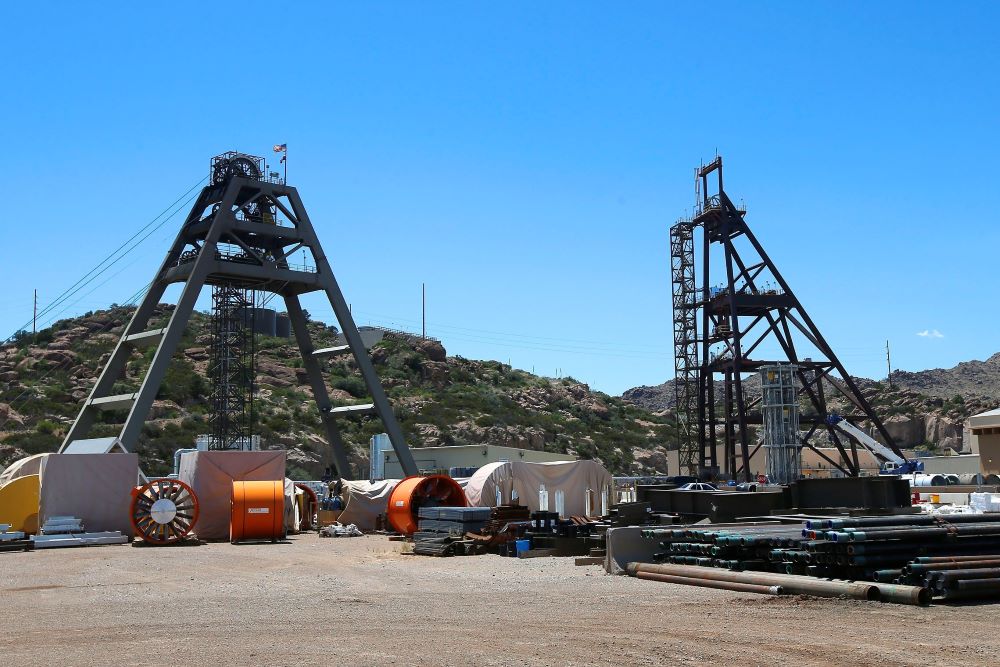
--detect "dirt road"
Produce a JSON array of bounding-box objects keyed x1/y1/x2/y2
[{"x1": 0, "y1": 534, "x2": 995, "y2": 666}]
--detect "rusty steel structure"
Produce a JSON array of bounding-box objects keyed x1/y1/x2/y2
[{"x1": 670, "y1": 157, "x2": 900, "y2": 481}]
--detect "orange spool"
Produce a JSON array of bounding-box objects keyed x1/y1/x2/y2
[
  {"x1": 386, "y1": 474, "x2": 467, "y2": 535},
  {"x1": 130, "y1": 479, "x2": 199, "y2": 545},
  {"x1": 231, "y1": 480, "x2": 285, "y2": 543}
]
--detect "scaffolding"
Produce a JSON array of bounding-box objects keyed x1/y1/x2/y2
[
  {"x1": 760, "y1": 364, "x2": 800, "y2": 485},
  {"x1": 669, "y1": 221, "x2": 699, "y2": 476},
  {"x1": 208, "y1": 285, "x2": 256, "y2": 450}
]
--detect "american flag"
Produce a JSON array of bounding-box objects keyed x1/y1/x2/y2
[{"x1": 273, "y1": 143, "x2": 287, "y2": 153}]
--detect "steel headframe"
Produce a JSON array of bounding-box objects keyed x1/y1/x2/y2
[
  {"x1": 58, "y1": 151, "x2": 418, "y2": 478},
  {"x1": 669, "y1": 156, "x2": 901, "y2": 481}
]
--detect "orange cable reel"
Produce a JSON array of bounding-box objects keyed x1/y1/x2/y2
[
  {"x1": 386, "y1": 474, "x2": 467, "y2": 535},
  {"x1": 231, "y1": 480, "x2": 286, "y2": 543}
]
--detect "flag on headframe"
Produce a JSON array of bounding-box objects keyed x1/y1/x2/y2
[
  {"x1": 273, "y1": 143, "x2": 287, "y2": 153},
  {"x1": 280, "y1": 155, "x2": 286, "y2": 163}
]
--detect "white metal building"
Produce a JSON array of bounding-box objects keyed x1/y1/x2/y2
[{"x1": 382, "y1": 444, "x2": 575, "y2": 479}]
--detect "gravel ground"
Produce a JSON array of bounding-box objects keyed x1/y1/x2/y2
[{"x1": 1, "y1": 533, "x2": 997, "y2": 666}]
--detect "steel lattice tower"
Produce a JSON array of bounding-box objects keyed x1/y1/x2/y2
[
  {"x1": 669, "y1": 222, "x2": 699, "y2": 475},
  {"x1": 208, "y1": 284, "x2": 256, "y2": 450},
  {"x1": 670, "y1": 156, "x2": 901, "y2": 481},
  {"x1": 58, "y1": 150, "x2": 418, "y2": 478}
]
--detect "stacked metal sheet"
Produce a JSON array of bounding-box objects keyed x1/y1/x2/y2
[
  {"x1": 30, "y1": 516, "x2": 128, "y2": 549},
  {"x1": 0, "y1": 524, "x2": 31, "y2": 552},
  {"x1": 412, "y1": 506, "x2": 492, "y2": 557}
]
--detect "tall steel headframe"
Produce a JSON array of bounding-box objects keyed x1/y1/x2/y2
[
  {"x1": 670, "y1": 156, "x2": 900, "y2": 481},
  {"x1": 58, "y1": 150, "x2": 418, "y2": 478}
]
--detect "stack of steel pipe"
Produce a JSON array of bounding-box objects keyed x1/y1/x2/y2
[
  {"x1": 639, "y1": 513, "x2": 1000, "y2": 603},
  {"x1": 894, "y1": 555, "x2": 1000, "y2": 600}
]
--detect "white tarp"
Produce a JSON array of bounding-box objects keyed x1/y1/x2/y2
[
  {"x1": 0, "y1": 453, "x2": 49, "y2": 488},
  {"x1": 464, "y1": 459, "x2": 612, "y2": 517},
  {"x1": 284, "y1": 478, "x2": 299, "y2": 534},
  {"x1": 337, "y1": 479, "x2": 399, "y2": 532},
  {"x1": 38, "y1": 453, "x2": 139, "y2": 534},
  {"x1": 178, "y1": 450, "x2": 286, "y2": 540}
]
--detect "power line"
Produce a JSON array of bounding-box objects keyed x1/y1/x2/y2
[
  {"x1": 4, "y1": 176, "x2": 207, "y2": 342},
  {"x1": 33, "y1": 187, "x2": 203, "y2": 331}
]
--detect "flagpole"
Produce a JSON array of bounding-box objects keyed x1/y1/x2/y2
[{"x1": 284, "y1": 144, "x2": 287, "y2": 184}]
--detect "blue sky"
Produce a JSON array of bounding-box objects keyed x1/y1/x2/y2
[{"x1": 2, "y1": 3, "x2": 998, "y2": 395}]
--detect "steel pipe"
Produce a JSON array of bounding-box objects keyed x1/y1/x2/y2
[
  {"x1": 635, "y1": 571, "x2": 783, "y2": 596},
  {"x1": 914, "y1": 554, "x2": 1000, "y2": 563},
  {"x1": 872, "y1": 582, "x2": 931, "y2": 605},
  {"x1": 627, "y1": 562, "x2": 879, "y2": 601},
  {"x1": 907, "y1": 559, "x2": 1000, "y2": 575},
  {"x1": 934, "y1": 568, "x2": 1000, "y2": 583},
  {"x1": 953, "y1": 578, "x2": 1000, "y2": 594}
]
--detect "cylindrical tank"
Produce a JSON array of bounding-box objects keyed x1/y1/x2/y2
[
  {"x1": 986, "y1": 474, "x2": 1000, "y2": 486},
  {"x1": 957, "y1": 473, "x2": 985, "y2": 486},
  {"x1": 231, "y1": 480, "x2": 285, "y2": 543},
  {"x1": 256, "y1": 308, "x2": 277, "y2": 337},
  {"x1": 237, "y1": 307, "x2": 278, "y2": 337},
  {"x1": 386, "y1": 475, "x2": 467, "y2": 535},
  {"x1": 276, "y1": 314, "x2": 291, "y2": 338}
]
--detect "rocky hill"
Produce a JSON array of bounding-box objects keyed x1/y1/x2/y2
[
  {"x1": 0, "y1": 306, "x2": 676, "y2": 478},
  {"x1": 888, "y1": 353, "x2": 1000, "y2": 401},
  {"x1": 623, "y1": 356, "x2": 1000, "y2": 453}
]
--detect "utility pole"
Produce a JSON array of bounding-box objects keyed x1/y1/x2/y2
[
  {"x1": 422, "y1": 283, "x2": 426, "y2": 339},
  {"x1": 33, "y1": 289, "x2": 37, "y2": 335},
  {"x1": 886, "y1": 340, "x2": 892, "y2": 388}
]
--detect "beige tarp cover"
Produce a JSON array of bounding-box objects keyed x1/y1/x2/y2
[
  {"x1": 38, "y1": 453, "x2": 138, "y2": 534},
  {"x1": 464, "y1": 460, "x2": 611, "y2": 516},
  {"x1": 178, "y1": 451, "x2": 286, "y2": 540},
  {"x1": 338, "y1": 479, "x2": 399, "y2": 531},
  {"x1": 0, "y1": 453, "x2": 49, "y2": 488}
]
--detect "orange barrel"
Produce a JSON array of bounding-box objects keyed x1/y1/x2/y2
[
  {"x1": 386, "y1": 474, "x2": 467, "y2": 535},
  {"x1": 231, "y1": 480, "x2": 285, "y2": 543}
]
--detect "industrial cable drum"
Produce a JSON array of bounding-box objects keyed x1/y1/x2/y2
[
  {"x1": 209, "y1": 152, "x2": 275, "y2": 225},
  {"x1": 386, "y1": 475, "x2": 467, "y2": 536},
  {"x1": 131, "y1": 479, "x2": 199, "y2": 544},
  {"x1": 231, "y1": 480, "x2": 285, "y2": 543},
  {"x1": 211, "y1": 153, "x2": 262, "y2": 185}
]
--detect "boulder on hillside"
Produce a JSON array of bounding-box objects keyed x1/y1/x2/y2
[
  {"x1": 925, "y1": 415, "x2": 964, "y2": 449},
  {"x1": 633, "y1": 446, "x2": 669, "y2": 475},
  {"x1": 883, "y1": 415, "x2": 925, "y2": 448},
  {"x1": 414, "y1": 338, "x2": 447, "y2": 362},
  {"x1": 0, "y1": 402, "x2": 26, "y2": 427},
  {"x1": 420, "y1": 361, "x2": 450, "y2": 387}
]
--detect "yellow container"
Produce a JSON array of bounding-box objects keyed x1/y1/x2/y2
[
  {"x1": 930, "y1": 493, "x2": 940, "y2": 504},
  {"x1": 0, "y1": 474, "x2": 40, "y2": 533}
]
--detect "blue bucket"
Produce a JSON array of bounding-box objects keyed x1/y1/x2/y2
[{"x1": 515, "y1": 539, "x2": 531, "y2": 555}]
